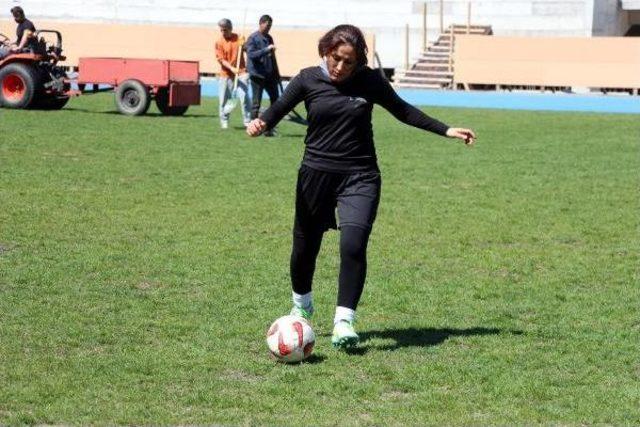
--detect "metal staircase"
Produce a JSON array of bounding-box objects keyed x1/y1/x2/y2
[{"x1": 393, "y1": 24, "x2": 493, "y2": 89}]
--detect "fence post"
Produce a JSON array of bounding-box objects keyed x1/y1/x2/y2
[
  {"x1": 405, "y1": 23, "x2": 410, "y2": 70},
  {"x1": 440, "y1": 0, "x2": 444, "y2": 34},
  {"x1": 370, "y1": 33, "x2": 376, "y2": 67},
  {"x1": 448, "y1": 25, "x2": 454, "y2": 73},
  {"x1": 422, "y1": 2, "x2": 428, "y2": 51}
]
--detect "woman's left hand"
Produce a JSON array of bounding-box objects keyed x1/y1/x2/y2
[
  {"x1": 246, "y1": 118, "x2": 267, "y2": 137},
  {"x1": 446, "y1": 128, "x2": 476, "y2": 146}
]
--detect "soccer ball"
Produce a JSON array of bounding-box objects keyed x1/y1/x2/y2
[{"x1": 266, "y1": 315, "x2": 315, "y2": 363}]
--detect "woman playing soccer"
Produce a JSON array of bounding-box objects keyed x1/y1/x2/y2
[{"x1": 246, "y1": 24, "x2": 476, "y2": 349}]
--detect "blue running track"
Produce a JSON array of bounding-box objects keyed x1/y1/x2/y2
[{"x1": 201, "y1": 78, "x2": 640, "y2": 114}]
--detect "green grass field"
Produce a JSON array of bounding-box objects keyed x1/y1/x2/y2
[{"x1": 1, "y1": 94, "x2": 638, "y2": 425}]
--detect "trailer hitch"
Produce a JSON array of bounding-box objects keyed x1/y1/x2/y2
[{"x1": 43, "y1": 75, "x2": 65, "y2": 92}]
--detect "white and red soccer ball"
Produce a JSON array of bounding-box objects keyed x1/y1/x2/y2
[{"x1": 266, "y1": 315, "x2": 315, "y2": 363}]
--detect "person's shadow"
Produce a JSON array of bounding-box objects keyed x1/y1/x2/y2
[{"x1": 344, "y1": 327, "x2": 519, "y2": 355}]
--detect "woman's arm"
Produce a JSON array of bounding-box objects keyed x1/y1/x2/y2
[
  {"x1": 246, "y1": 74, "x2": 306, "y2": 136},
  {"x1": 374, "y1": 73, "x2": 475, "y2": 144},
  {"x1": 375, "y1": 74, "x2": 449, "y2": 135}
]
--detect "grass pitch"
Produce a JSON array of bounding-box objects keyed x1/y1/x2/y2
[{"x1": 1, "y1": 94, "x2": 638, "y2": 425}]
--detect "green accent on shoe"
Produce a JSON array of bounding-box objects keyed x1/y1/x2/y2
[
  {"x1": 332, "y1": 320, "x2": 359, "y2": 349},
  {"x1": 290, "y1": 305, "x2": 313, "y2": 320}
]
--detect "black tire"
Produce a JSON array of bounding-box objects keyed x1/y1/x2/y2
[
  {"x1": 155, "y1": 87, "x2": 189, "y2": 116},
  {"x1": 0, "y1": 62, "x2": 41, "y2": 109},
  {"x1": 32, "y1": 96, "x2": 69, "y2": 110},
  {"x1": 115, "y1": 79, "x2": 150, "y2": 116}
]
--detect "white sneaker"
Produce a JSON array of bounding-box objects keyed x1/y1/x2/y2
[
  {"x1": 332, "y1": 320, "x2": 359, "y2": 349},
  {"x1": 221, "y1": 121, "x2": 229, "y2": 130}
]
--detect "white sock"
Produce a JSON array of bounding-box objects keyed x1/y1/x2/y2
[
  {"x1": 334, "y1": 306, "x2": 356, "y2": 325},
  {"x1": 292, "y1": 291, "x2": 313, "y2": 309}
]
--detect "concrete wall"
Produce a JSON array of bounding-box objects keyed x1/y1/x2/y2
[
  {"x1": 0, "y1": 0, "x2": 631, "y2": 68},
  {"x1": 592, "y1": 0, "x2": 630, "y2": 36}
]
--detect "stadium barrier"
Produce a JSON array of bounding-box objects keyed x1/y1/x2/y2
[
  {"x1": 0, "y1": 20, "x2": 374, "y2": 78},
  {"x1": 453, "y1": 35, "x2": 640, "y2": 92}
]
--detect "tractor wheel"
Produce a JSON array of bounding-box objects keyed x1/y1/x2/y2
[
  {"x1": 33, "y1": 96, "x2": 70, "y2": 110},
  {"x1": 0, "y1": 62, "x2": 41, "y2": 109},
  {"x1": 115, "y1": 79, "x2": 150, "y2": 116},
  {"x1": 155, "y1": 87, "x2": 189, "y2": 116}
]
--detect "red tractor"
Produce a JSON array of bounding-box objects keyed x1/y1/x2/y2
[{"x1": 0, "y1": 29, "x2": 70, "y2": 109}]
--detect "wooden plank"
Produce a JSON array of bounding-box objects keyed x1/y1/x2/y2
[{"x1": 454, "y1": 35, "x2": 640, "y2": 89}]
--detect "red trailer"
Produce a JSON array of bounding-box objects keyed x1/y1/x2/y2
[{"x1": 77, "y1": 57, "x2": 200, "y2": 116}]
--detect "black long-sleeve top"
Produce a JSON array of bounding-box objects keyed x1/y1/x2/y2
[{"x1": 260, "y1": 65, "x2": 450, "y2": 173}]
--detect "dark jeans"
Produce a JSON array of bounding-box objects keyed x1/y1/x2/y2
[
  {"x1": 0, "y1": 46, "x2": 10, "y2": 59},
  {"x1": 250, "y1": 75, "x2": 280, "y2": 119}
]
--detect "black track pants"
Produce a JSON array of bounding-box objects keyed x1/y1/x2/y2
[
  {"x1": 290, "y1": 225, "x2": 371, "y2": 310},
  {"x1": 289, "y1": 165, "x2": 380, "y2": 310}
]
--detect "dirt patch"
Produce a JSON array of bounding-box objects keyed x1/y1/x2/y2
[
  {"x1": 219, "y1": 369, "x2": 262, "y2": 383},
  {"x1": 0, "y1": 243, "x2": 14, "y2": 255},
  {"x1": 136, "y1": 281, "x2": 162, "y2": 291},
  {"x1": 382, "y1": 390, "x2": 415, "y2": 401}
]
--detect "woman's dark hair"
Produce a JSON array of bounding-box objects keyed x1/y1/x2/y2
[{"x1": 318, "y1": 24, "x2": 368, "y2": 67}]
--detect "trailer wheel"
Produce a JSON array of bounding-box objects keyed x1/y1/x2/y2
[
  {"x1": 115, "y1": 79, "x2": 150, "y2": 116},
  {"x1": 0, "y1": 63, "x2": 41, "y2": 109},
  {"x1": 155, "y1": 88, "x2": 189, "y2": 116}
]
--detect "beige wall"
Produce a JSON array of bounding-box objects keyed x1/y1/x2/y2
[
  {"x1": 454, "y1": 35, "x2": 640, "y2": 89},
  {"x1": 0, "y1": 20, "x2": 373, "y2": 77}
]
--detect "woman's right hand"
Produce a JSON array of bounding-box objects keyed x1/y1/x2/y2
[
  {"x1": 246, "y1": 119, "x2": 268, "y2": 137},
  {"x1": 446, "y1": 127, "x2": 476, "y2": 146}
]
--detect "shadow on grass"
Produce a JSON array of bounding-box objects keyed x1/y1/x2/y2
[
  {"x1": 229, "y1": 128, "x2": 307, "y2": 138},
  {"x1": 301, "y1": 353, "x2": 327, "y2": 364},
  {"x1": 350, "y1": 327, "x2": 518, "y2": 354},
  {"x1": 280, "y1": 134, "x2": 307, "y2": 138},
  {"x1": 0, "y1": 243, "x2": 15, "y2": 255},
  {"x1": 62, "y1": 107, "x2": 217, "y2": 118}
]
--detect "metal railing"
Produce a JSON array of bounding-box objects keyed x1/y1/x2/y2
[{"x1": 404, "y1": 1, "x2": 476, "y2": 70}]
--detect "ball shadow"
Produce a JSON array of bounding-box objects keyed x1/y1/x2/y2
[{"x1": 301, "y1": 353, "x2": 328, "y2": 364}]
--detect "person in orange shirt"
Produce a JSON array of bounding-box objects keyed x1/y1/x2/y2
[{"x1": 215, "y1": 18, "x2": 250, "y2": 129}]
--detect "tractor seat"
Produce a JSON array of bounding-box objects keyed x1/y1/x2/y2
[{"x1": 32, "y1": 37, "x2": 47, "y2": 55}]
